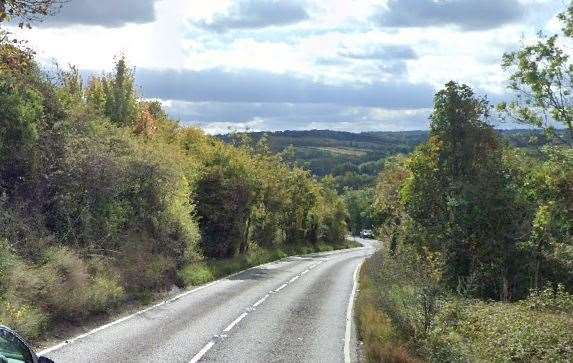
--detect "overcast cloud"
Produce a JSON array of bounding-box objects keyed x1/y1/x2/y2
[
  {"x1": 195, "y1": 0, "x2": 309, "y2": 33},
  {"x1": 136, "y1": 68, "x2": 433, "y2": 108},
  {"x1": 40, "y1": 0, "x2": 158, "y2": 27},
  {"x1": 376, "y1": 0, "x2": 525, "y2": 31},
  {"x1": 8, "y1": 0, "x2": 561, "y2": 133}
]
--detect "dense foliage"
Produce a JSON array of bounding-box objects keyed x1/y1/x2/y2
[
  {"x1": 0, "y1": 46, "x2": 348, "y2": 339},
  {"x1": 375, "y1": 81, "x2": 572, "y2": 301},
  {"x1": 361, "y1": 76, "x2": 572, "y2": 362}
]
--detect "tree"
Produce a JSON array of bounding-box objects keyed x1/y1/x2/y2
[
  {"x1": 343, "y1": 188, "x2": 374, "y2": 236},
  {"x1": 0, "y1": 69, "x2": 43, "y2": 192},
  {"x1": 104, "y1": 56, "x2": 138, "y2": 127},
  {"x1": 85, "y1": 76, "x2": 107, "y2": 114},
  {"x1": 401, "y1": 82, "x2": 525, "y2": 300},
  {"x1": 500, "y1": 2, "x2": 573, "y2": 145},
  {"x1": 0, "y1": 0, "x2": 66, "y2": 27}
]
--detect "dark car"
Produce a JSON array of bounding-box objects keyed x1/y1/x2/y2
[{"x1": 0, "y1": 326, "x2": 53, "y2": 363}]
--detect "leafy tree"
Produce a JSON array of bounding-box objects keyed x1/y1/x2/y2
[
  {"x1": 0, "y1": 57, "x2": 43, "y2": 193},
  {"x1": 83, "y1": 76, "x2": 105, "y2": 113},
  {"x1": 500, "y1": 2, "x2": 573, "y2": 144},
  {"x1": 104, "y1": 56, "x2": 138, "y2": 126},
  {"x1": 343, "y1": 188, "x2": 374, "y2": 236},
  {"x1": 0, "y1": 0, "x2": 65, "y2": 27},
  {"x1": 400, "y1": 82, "x2": 526, "y2": 300},
  {"x1": 55, "y1": 65, "x2": 83, "y2": 109}
]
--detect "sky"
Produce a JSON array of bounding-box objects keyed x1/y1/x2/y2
[{"x1": 8, "y1": 0, "x2": 565, "y2": 134}]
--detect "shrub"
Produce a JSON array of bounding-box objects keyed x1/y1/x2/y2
[
  {"x1": 120, "y1": 235, "x2": 177, "y2": 293},
  {"x1": 87, "y1": 275, "x2": 125, "y2": 314},
  {"x1": 0, "y1": 301, "x2": 47, "y2": 340},
  {"x1": 524, "y1": 284, "x2": 573, "y2": 313},
  {"x1": 37, "y1": 246, "x2": 92, "y2": 320},
  {"x1": 0, "y1": 239, "x2": 12, "y2": 294},
  {"x1": 430, "y1": 298, "x2": 573, "y2": 362},
  {"x1": 177, "y1": 263, "x2": 215, "y2": 286}
]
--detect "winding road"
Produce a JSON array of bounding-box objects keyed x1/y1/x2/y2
[{"x1": 40, "y1": 238, "x2": 377, "y2": 363}]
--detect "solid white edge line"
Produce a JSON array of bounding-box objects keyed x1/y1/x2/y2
[
  {"x1": 37, "y1": 279, "x2": 220, "y2": 356},
  {"x1": 223, "y1": 312, "x2": 248, "y2": 332},
  {"x1": 189, "y1": 340, "x2": 215, "y2": 363},
  {"x1": 344, "y1": 260, "x2": 364, "y2": 363}
]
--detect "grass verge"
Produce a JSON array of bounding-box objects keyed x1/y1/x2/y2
[
  {"x1": 356, "y1": 247, "x2": 573, "y2": 362},
  {"x1": 178, "y1": 239, "x2": 360, "y2": 287}
]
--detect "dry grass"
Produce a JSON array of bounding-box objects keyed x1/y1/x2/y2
[{"x1": 356, "y1": 262, "x2": 419, "y2": 363}]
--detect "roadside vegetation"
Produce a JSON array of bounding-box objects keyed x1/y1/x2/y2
[
  {"x1": 357, "y1": 4, "x2": 573, "y2": 361},
  {"x1": 0, "y1": 27, "x2": 349, "y2": 341}
]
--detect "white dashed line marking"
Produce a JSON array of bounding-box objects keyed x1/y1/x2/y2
[
  {"x1": 253, "y1": 294, "x2": 269, "y2": 308},
  {"x1": 189, "y1": 341, "x2": 215, "y2": 363},
  {"x1": 223, "y1": 312, "x2": 248, "y2": 332},
  {"x1": 188, "y1": 258, "x2": 330, "y2": 362},
  {"x1": 289, "y1": 275, "x2": 300, "y2": 283},
  {"x1": 275, "y1": 283, "x2": 288, "y2": 292}
]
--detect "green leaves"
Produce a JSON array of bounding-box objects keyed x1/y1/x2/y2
[{"x1": 502, "y1": 4, "x2": 573, "y2": 144}]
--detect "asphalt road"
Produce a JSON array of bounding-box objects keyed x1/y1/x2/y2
[{"x1": 41, "y1": 238, "x2": 377, "y2": 363}]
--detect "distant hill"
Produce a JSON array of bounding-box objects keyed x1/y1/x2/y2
[
  {"x1": 218, "y1": 129, "x2": 564, "y2": 191},
  {"x1": 219, "y1": 130, "x2": 428, "y2": 177}
]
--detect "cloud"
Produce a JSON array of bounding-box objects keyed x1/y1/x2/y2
[
  {"x1": 163, "y1": 97, "x2": 520, "y2": 135},
  {"x1": 135, "y1": 68, "x2": 434, "y2": 109},
  {"x1": 340, "y1": 45, "x2": 418, "y2": 60},
  {"x1": 195, "y1": 0, "x2": 309, "y2": 32},
  {"x1": 163, "y1": 101, "x2": 433, "y2": 134},
  {"x1": 375, "y1": 0, "x2": 525, "y2": 31},
  {"x1": 40, "y1": 0, "x2": 157, "y2": 27}
]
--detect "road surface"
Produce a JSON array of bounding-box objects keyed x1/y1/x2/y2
[{"x1": 41, "y1": 238, "x2": 377, "y2": 363}]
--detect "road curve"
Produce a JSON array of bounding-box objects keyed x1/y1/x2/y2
[{"x1": 42, "y1": 238, "x2": 376, "y2": 363}]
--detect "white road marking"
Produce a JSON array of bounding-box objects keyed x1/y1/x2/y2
[
  {"x1": 344, "y1": 260, "x2": 364, "y2": 363},
  {"x1": 289, "y1": 275, "x2": 300, "y2": 283},
  {"x1": 252, "y1": 294, "x2": 269, "y2": 308},
  {"x1": 38, "y1": 278, "x2": 222, "y2": 356},
  {"x1": 275, "y1": 283, "x2": 288, "y2": 292},
  {"x1": 41, "y1": 246, "x2": 362, "y2": 360},
  {"x1": 38, "y1": 254, "x2": 330, "y2": 356},
  {"x1": 223, "y1": 312, "x2": 248, "y2": 332},
  {"x1": 189, "y1": 341, "x2": 215, "y2": 363}
]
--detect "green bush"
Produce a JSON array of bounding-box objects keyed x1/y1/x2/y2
[
  {"x1": 120, "y1": 237, "x2": 177, "y2": 293},
  {"x1": 177, "y1": 263, "x2": 215, "y2": 286},
  {"x1": 430, "y1": 297, "x2": 573, "y2": 362},
  {"x1": 0, "y1": 239, "x2": 12, "y2": 294},
  {"x1": 0, "y1": 301, "x2": 47, "y2": 341},
  {"x1": 87, "y1": 275, "x2": 125, "y2": 314},
  {"x1": 524, "y1": 284, "x2": 573, "y2": 313},
  {"x1": 37, "y1": 246, "x2": 92, "y2": 320},
  {"x1": 359, "y1": 247, "x2": 573, "y2": 362}
]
